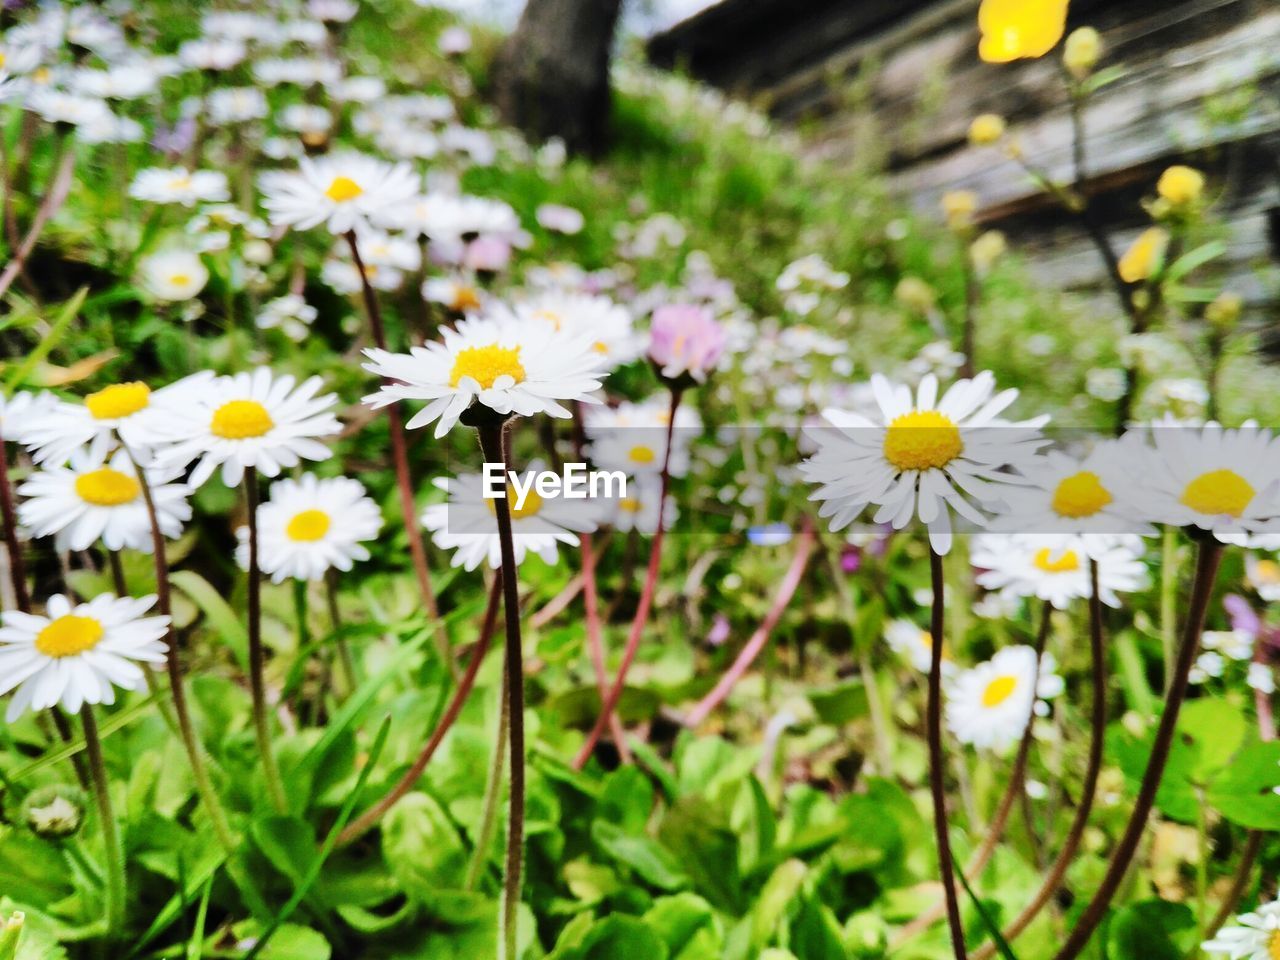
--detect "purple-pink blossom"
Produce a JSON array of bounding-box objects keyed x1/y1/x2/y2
[{"x1": 648, "y1": 304, "x2": 726, "y2": 384}]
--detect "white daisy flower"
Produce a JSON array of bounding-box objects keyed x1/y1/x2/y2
[
  {"x1": 1202, "y1": 630, "x2": 1254, "y2": 661},
  {"x1": 322, "y1": 257, "x2": 404, "y2": 294},
  {"x1": 0, "y1": 593, "x2": 169, "y2": 721},
  {"x1": 384, "y1": 192, "x2": 520, "y2": 244},
  {"x1": 422, "y1": 463, "x2": 599, "y2": 571},
  {"x1": 990, "y1": 442, "x2": 1154, "y2": 547},
  {"x1": 234, "y1": 474, "x2": 381, "y2": 582},
  {"x1": 1190, "y1": 651, "x2": 1226, "y2": 685},
  {"x1": 1245, "y1": 553, "x2": 1280, "y2": 602},
  {"x1": 423, "y1": 275, "x2": 485, "y2": 315},
  {"x1": 19, "y1": 372, "x2": 214, "y2": 467},
  {"x1": 138, "y1": 249, "x2": 210, "y2": 302},
  {"x1": 349, "y1": 230, "x2": 421, "y2": 272},
  {"x1": 256, "y1": 294, "x2": 317, "y2": 341},
  {"x1": 971, "y1": 533, "x2": 1149, "y2": 609},
  {"x1": 585, "y1": 397, "x2": 701, "y2": 478},
  {"x1": 1139, "y1": 419, "x2": 1280, "y2": 544},
  {"x1": 362, "y1": 314, "x2": 605, "y2": 438},
  {"x1": 259, "y1": 152, "x2": 419, "y2": 235},
  {"x1": 205, "y1": 86, "x2": 269, "y2": 124},
  {"x1": 607, "y1": 474, "x2": 675, "y2": 536},
  {"x1": 177, "y1": 38, "x2": 246, "y2": 71},
  {"x1": 0, "y1": 391, "x2": 57, "y2": 443},
  {"x1": 129, "y1": 167, "x2": 229, "y2": 206},
  {"x1": 801, "y1": 372, "x2": 1050, "y2": 555},
  {"x1": 946, "y1": 645, "x2": 1063, "y2": 751},
  {"x1": 1247, "y1": 662, "x2": 1276, "y2": 695},
  {"x1": 17, "y1": 448, "x2": 190, "y2": 553},
  {"x1": 885, "y1": 617, "x2": 955, "y2": 676},
  {"x1": 152, "y1": 368, "x2": 341, "y2": 488},
  {"x1": 511, "y1": 291, "x2": 644, "y2": 371}
]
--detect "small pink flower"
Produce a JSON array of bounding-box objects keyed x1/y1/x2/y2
[
  {"x1": 464, "y1": 235, "x2": 512, "y2": 273},
  {"x1": 707, "y1": 614, "x2": 731, "y2": 647},
  {"x1": 536, "y1": 203, "x2": 585, "y2": 235},
  {"x1": 648, "y1": 304, "x2": 725, "y2": 384}
]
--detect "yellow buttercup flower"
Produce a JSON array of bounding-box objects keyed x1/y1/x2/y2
[
  {"x1": 1157, "y1": 165, "x2": 1205, "y2": 207},
  {"x1": 1118, "y1": 227, "x2": 1169, "y2": 284},
  {"x1": 978, "y1": 0, "x2": 1070, "y2": 63},
  {"x1": 969, "y1": 114, "x2": 1006, "y2": 146},
  {"x1": 1063, "y1": 27, "x2": 1102, "y2": 78}
]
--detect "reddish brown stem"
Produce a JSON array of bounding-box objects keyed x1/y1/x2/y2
[
  {"x1": 0, "y1": 446, "x2": 30, "y2": 612},
  {"x1": 345, "y1": 231, "x2": 452, "y2": 677},
  {"x1": 684, "y1": 519, "x2": 815, "y2": 727},
  {"x1": 573, "y1": 389, "x2": 681, "y2": 770},
  {"x1": 1053, "y1": 541, "x2": 1224, "y2": 960},
  {"x1": 336, "y1": 571, "x2": 503, "y2": 847}
]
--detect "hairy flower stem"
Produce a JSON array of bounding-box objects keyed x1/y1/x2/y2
[
  {"x1": 685, "y1": 520, "x2": 816, "y2": 726},
  {"x1": 465, "y1": 655, "x2": 510, "y2": 893},
  {"x1": 0, "y1": 446, "x2": 31, "y2": 612},
  {"x1": 344, "y1": 231, "x2": 452, "y2": 677},
  {"x1": 972, "y1": 560, "x2": 1109, "y2": 960},
  {"x1": 336, "y1": 573, "x2": 503, "y2": 847},
  {"x1": 476, "y1": 418, "x2": 526, "y2": 960},
  {"x1": 81, "y1": 706, "x2": 125, "y2": 938},
  {"x1": 928, "y1": 548, "x2": 967, "y2": 960},
  {"x1": 898, "y1": 600, "x2": 1051, "y2": 945},
  {"x1": 1054, "y1": 540, "x2": 1224, "y2": 960},
  {"x1": 570, "y1": 404, "x2": 629, "y2": 761},
  {"x1": 245, "y1": 470, "x2": 288, "y2": 813},
  {"x1": 573, "y1": 388, "x2": 682, "y2": 770},
  {"x1": 127, "y1": 447, "x2": 235, "y2": 852}
]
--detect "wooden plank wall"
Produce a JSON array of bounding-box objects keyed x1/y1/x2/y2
[{"x1": 650, "y1": 0, "x2": 1280, "y2": 320}]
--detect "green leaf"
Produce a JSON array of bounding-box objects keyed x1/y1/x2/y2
[
  {"x1": 235, "y1": 924, "x2": 331, "y2": 960},
  {"x1": 1165, "y1": 241, "x2": 1227, "y2": 282},
  {"x1": 1107, "y1": 900, "x2": 1196, "y2": 960},
  {"x1": 591, "y1": 819, "x2": 690, "y2": 892},
  {"x1": 170, "y1": 570, "x2": 249, "y2": 672},
  {"x1": 644, "y1": 894, "x2": 723, "y2": 960},
  {"x1": 1208, "y1": 741, "x2": 1280, "y2": 829},
  {"x1": 1179, "y1": 698, "x2": 1246, "y2": 779},
  {"x1": 3, "y1": 287, "x2": 87, "y2": 394},
  {"x1": 252, "y1": 817, "x2": 320, "y2": 890},
  {"x1": 789, "y1": 897, "x2": 845, "y2": 960},
  {"x1": 955, "y1": 860, "x2": 1020, "y2": 960}
]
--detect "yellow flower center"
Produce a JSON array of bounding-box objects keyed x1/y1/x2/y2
[
  {"x1": 629, "y1": 445, "x2": 657, "y2": 465},
  {"x1": 1180, "y1": 469, "x2": 1254, "y2": 518},
  {"x1": 85, "y1": 382, "x2": 151, "y2": 420},
  {"x1": 35, "y1": 615, "x2": 104, "y2": 659},
  {"x1": 169, "y1": 273, "x2": 191, "y2": 287},
  {"x1": 1254, "y1": 559, "x2": 1280, "y2": 584},
  {"x1": 883, "y1": 410, "x2": 964, "y2": 472},
  {"x1": 1033, "y1": 547, "x2": 1080, "y2": 574},
  {"x1": 1269, "y1": 930, "x2": 1280, "y2": 960},
  {"x1": 486, "y1": 485, "x2": 543, "y2": 520},
  {"x1": 324, "y1": 175, "x2": 363, "y2": 202},
  {"x1": 210, "y1": 399, "x2": 275, "y2": 439},
  {"x1": 449, "y1": 344, "x2": 525, "y2": 389},
  {"x1": 918, "y1": 629, "x2": 951, "y2": 660},
  {"x1": 1050, "y1": 471, "x2": 1113, "y2": 519},
  {"x1": 74, "y1": 467, "x2": 141, "y2": 507},
  {"x1": 619, "y1": 497, "x2": 641, "y2": 513},
  {"x1": 169, "y1": 175, "x2": 192, "y2": 191},
  {"x1": 286, "y1": 509, "x2": 331, "y2": 542},
  {"x1": 452, "y1": 286, "x2": 481, "y2": 312},
  {"x1": 982, "y1": 675, "x2": 1019, "y2": 708},
  {"x1": 593, "y1": 341, "x2": 610, "y2": 354}
]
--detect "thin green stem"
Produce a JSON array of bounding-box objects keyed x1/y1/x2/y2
[
  {"x1": 245, "y1": 470, "x2": 287, "y2": 813},
  {"x1": 465, "y1": 654, "x2": 510, "y2": 893},
  {"x1": 81, "y1": 706, "x2": 125, "y2": 938},
  {"x1": 326, "y1": 571, "x2": 356, "y2": 695}
]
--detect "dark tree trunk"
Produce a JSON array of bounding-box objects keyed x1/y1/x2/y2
[{"x1": 493, "y1": 0, "x2": 624, "y2": 157}]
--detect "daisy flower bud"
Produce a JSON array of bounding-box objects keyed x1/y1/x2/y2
[
  {"x1": 1063, "y1": 27, "x2": 1103, "y2": 79},
  {"x1": 138, "y1": 249, "x2": 209, "y2": 302},
  {"x1": 20, "y1": 785, "x2": 86, "y2": 838}
]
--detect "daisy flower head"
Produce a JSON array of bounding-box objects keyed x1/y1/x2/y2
[
  {"x1": 990, "y1": 441, "x2": 1154, "y2": 547},
  {"x1": 971, "y1": 533, "x2": 1149, "y2": 609},
  {"x1": 235, "y1": 474, "x2": 381, "y2": 582},
  {"x1": 152, "y1": 368, "x2": 341, "y2": 487},
  {"x1": 513, "y1": 290, "x2": 645, "y2": 372},
  {"x1": 129, "y1": 166, "x2": 229, "y2": 206},
  {"x1": 422, "y1": 463, "x2": 599, "y2": 571},
  {"x1": 423, "y1": 275, "x2": 486, "y2": 316},
  {"x1": 19, "y1": 372, "x2": 214, "y2": 467},
  {"x1": 648, "y1": 304, "x2": 726, "y2": 385},
  {"x1": 0, "y1": 594, "x2": 168, "y2": 721},
  {"x1": 946, "y1": 645, "x2": 1063, "y2": 751},
  {"x1": 801, "y1": 371, "x2": 1050, "y2": 555},
  {"x1": 259, "y1": 152, "x2": 419, "y2": 235},
  {"x1": 17, "y1": 448, "x2": 190, "y2": 553},
  {"x1": 1245, "y1": 552, "x2": 1280, "y2": 602},
  {"x1": 362, "y1": 313, "x2": 605, "y2": 438},
  {"x1": 607, "y1": 474, "x2": 676, "y2": 536},
  {"x1": 0, "y1": 391, "x2": 56, "y2": 443},
  {"x1": 1139, "y1": 418, "x2": 1280, "y2": 544},
  {"x1": 585, "y1": 397, "x2": 701, "y2": 478},
  {"x1": 1202, "y1": 897, "x2": 1280, "y2": 959},
  {"x1": 138, "y1": 249, "x2": 210, "y2": 302},
  {"x1": 885, "y1": 617, "x2": 954, "y2": 676}
]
